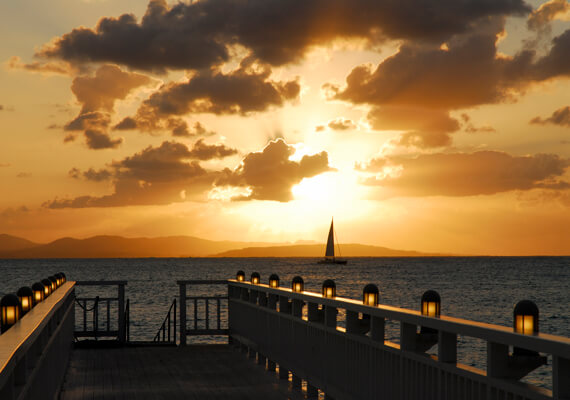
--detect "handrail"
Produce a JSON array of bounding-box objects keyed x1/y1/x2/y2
[
  {"x1": 229, "y1": 280, "x2": 570, "y2": 356},
  {"x1": 154, "y1": 299, "x2": 176, "y2": 343},
  {"x1": 0, "y1": 282, "x2": 75, "y2": 399},
  {"x1": 178, "y1": 280, "x2": 229, "y2": 345},
  {"x1": 74, "y1": 281, "x2": 127, "y2": 343},
  {"x1": 228, "y1": 280, "x2": 570, "y2": 400}
]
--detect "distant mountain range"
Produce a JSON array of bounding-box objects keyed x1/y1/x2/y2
[{"x1": 0, "y1": 233, "x2": 444, "y2": 258}]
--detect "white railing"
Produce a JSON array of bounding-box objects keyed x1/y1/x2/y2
[
  {"x1": 228, "y1": 281, "x2": 570, "y2": 400},
  {"x1": 0, "y1": 282, "x2": 75, "y2": 400}
]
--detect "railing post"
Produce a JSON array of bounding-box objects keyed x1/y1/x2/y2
[
  {"x1": 324, "y1": 305, "x2": 337, "y2": 328},
  {"x1": 179, "y1": 283, "x2": 187, "y2": 346},
  {"x1": 438, "y1": 331, "x2": 457, "y2": 363},
  {"x1": 400, "y1": 322, "x2": 416, "y2": 351},
  {"x1": 553, "y1": 355, "x2": 570, "y2": 399},
  {"x1": 307, "y1": 302, "x2": 321, "y2": 322},
  {"x1": 487, "y1": 342, "x2": 510, "y2": 378},
  {"x1": 118, "y1": 284, "x2": 125, "y2": 344},
  {"x1": 371, "y1": 316, "x2": 385, "y2": 343}
]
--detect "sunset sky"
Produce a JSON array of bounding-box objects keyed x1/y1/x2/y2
[{"x1": 1, "y1": 0, "x2": 569, "y2": 255}]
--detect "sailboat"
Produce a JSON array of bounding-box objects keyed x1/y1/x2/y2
[{"x1": 318, "y1": 218, "x2": 347, "y2": 264}]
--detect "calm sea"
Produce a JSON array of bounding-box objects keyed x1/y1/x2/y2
[{"x1": 0, "y1": 257, "x2": 568, "y2": 389}]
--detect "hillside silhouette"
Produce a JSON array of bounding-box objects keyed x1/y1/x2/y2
[
  {"x1": 0, "y1": 234, "x2": 444, "y2": 258},
  {"x1": 213, "y1": 244, "x2": 443, "y2": 257}
]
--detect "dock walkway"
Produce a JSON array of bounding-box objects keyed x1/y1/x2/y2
[{"x1": 60, "y1": 344, "x2": 305, "y2": 400}]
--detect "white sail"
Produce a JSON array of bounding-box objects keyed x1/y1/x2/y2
[{"x1": 325, "y1": 219, "x2": 335, "y2": 258}]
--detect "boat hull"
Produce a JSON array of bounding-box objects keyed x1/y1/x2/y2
[{"x1": 317, "y1": 258, "x2": 347, "y2": 265}]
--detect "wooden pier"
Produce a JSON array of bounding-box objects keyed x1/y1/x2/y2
[
  {"x1": 61, "y1": 345, "x2": 303, "y2": 400},
  {"x1": 1, "y1": 277, "x2": 570, "y2": 400}
]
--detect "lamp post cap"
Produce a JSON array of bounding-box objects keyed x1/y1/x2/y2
[
  {"x1": 514, "y1": 300, "x2": 539, "y2": 315},
  {"x1": 17, "y1": 286, "x2": 33, "y2": 296},
  {"x1": 363, "y1": 283, "x2": 379, "y2": 294},
  {"x1": 1, "y1": 293, "x2": 21, "y2": 307},
  {"x1": 421, "y1": 290, "x2": 441, "y2": 303}
]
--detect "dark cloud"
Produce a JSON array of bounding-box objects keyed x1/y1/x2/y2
[
  {"x1": 530, "y1": 105, "x2": 570, "y2": 126},
  {"x1": 113, "y1": 117, "x2": 138, "y2": 130},
  {"x1": 361, "y1": 151, "x2": 569, "y2": 197},
  {"x1": 69, "y1": 167, "x2": 113, "y2": 182},
  {"x1": 35, "y1": 0, "x2": 530, "y2": 71},
  {"x1": 44, "y1": 141, "x2": 219, "y2": 208},
  {"x1": 527, "y1": 0, "x2": 570, "y2": 32},
  {"x1": 328, "y1": 118, "x2": 356, "y2": 131},
  {"x1": 328, "y1": 20, "x2": 570, "y2": 147},
  {"x1": 215, "y1": 139, "x2": 333, "y2": 202},
  {"x1": 63, "y1": 64, "x2": 154, "y2": 149},
  {"x1": 64, "y1": 111, "x2": 110, "y2": 131},
  {"x1": 84, "y1": 129, "x2": 123, "y2": 150},
  {"x1": 134, "y1": 63, "x2": 300, "y2": 125},
  {"x1": 71, "y1": 64, "x2": 153, "y2": 113},
  {"x1": 368, "y1": 106, "x2": 460, "y2": 148},
  {"x1": 8, "y1": 56, "x2": 74, "y2": 76},
  {"x1": 461, "y1": 113, "x2": 496, "y2": 134},
  {"x1": 187, "y1": 139, "x2": 237, "y2": 160},
  {"x1": 0, "y1": 105, "x2": 3, "y2": 111}
]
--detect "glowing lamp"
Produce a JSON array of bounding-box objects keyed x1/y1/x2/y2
[
  {"x1": 236, "y1": 270, "x2": 245, "y2": 282},
  {"x1": 363, "y1": 284, "x2": 379, "y2": 306},
  {"x1": 31, "y1": 282, "x2": 45, "y2": 305},
  {"x1": 1, "y1": 294, "x2": 22, "y2": 333},
  {"x1": 17, "y1": 287, "x2": 34, "y2": 314},
  {"x1": 41, "y1": 279, "x2": 52, "y2": 297},
  {"x1": 269, "y1": 274, "x2": 280, "y2": 288},
  {"x1": 292, "y1": 276, "x2": 304, "y2": 292},
  {"x1": 54, "y1": 273, "x2": 63, "y2": 286},
  {"x1": 514, "y1": 300, "x2": 538, "y2": 335},
  {"x1": 48, "y1": 276, "x2": 58, "y2": 290},
  {"x1": 251, "y1": 272, "x2": 260, "y2": 285},
  {"x1": 59, "y1": 272, "x2": 66, "y2": 283},
  {"x1": 322, "y1": 279, "x2": 336, "y2": 298},
  {"x1": 421, "y1": 290, "x2": 441, "y2": 317}
]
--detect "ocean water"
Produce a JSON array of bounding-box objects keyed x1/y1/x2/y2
[{"x1": 0, "y1": 257, "x2": 568, "y2": 390}]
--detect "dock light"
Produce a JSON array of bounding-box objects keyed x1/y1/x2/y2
[
  {"x1": 236, "y1": 270, "x2": 245, "y2": 282},
  {"x1": 54, "y1": 273, "x2": 63, "y2": 286},
  {"x1": 421, "y1": 290, "x2": 441, "y2": 317},
  {"x1": 514, "y1": 300, "x2": 539, "y2": 335},
  {"x1": 292, "y1": 276, "x2": 304, "y2": 292},
  {"x1": 59, "y1": 272, "x2": 66, "y2": 283},
  {"x1": 251, "y1": 272, "x2": 260, "y2": 285},
  {"x1": 41, "y1": 279, "x2": 52, "y2": 297},
  {"x1": 17, "y1": 287, "x2": 34, "y2": 315},
  {"x1": 269, "y1": 274, "x2": 280, "y2": 288},
  {"x1": 363, "y1": 284, "x2": 379, "y2": 306},
  {"x1": 322, "y1": 279, "x2": 336, "y2": 298},
  {"x1": 1, "y1": 294, "x2": 22, "y2": 333},
  {"x1": 48, "y1": 276, "x2": 58, "y2": 290},
  {"x1": 31, "y1": 282, "x2": 45, "y2": 305}
]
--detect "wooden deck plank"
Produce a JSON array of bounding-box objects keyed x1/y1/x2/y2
[{"x1": 60, "y1": 345, "x2": 305, "y2": 400}]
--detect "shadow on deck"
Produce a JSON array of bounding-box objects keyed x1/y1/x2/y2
[{"x1": 61, "y1": 344, "x2": 305, "y2": 400}]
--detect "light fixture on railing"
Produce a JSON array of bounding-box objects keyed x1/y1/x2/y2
[
  {"x1": 59, "y1": 272, "x2": 66, "y2": 283},
  {"x1": 31, "y1": 282, "x2": 45, "y2": 305},
  {"x1": 1, "y1": 294, "x2": 22, "y2": 333},
  {"x1": 41, "y1": 279, "x2": 53, "y2": 297},
  {"x1": 236, "y1": 270, "x2": 245, "y2": 282},
  {"x1": 363, "y1": 284, "x2": 379, "y2": 306},
  {"x1": 54, "y1": 273, "x2": 63, "y2": 287},
  {"x1": 514, "y1": 300, "x2": 538, "y2": 335},
  {"x1": 48, "y1": 276, "x2": 58, "y2": 290},
  {"x1": 251, "y1": 272, "x2": 260, "y2": 285},
  {"x1": 269, "y1": 274, "x2": 279, "y2": 288},
  {"x1": 16, "y1": 287, "x2": 34, "y2": 315},
  {"x1": 421, "y1": 290, "x2": 441, "y2": 317},
  {"x1": 292, "y1": 276, "x2": 304, "y2": 292},
  {"x1": 322, "y1": 279, "x2": 336, "y2": 298}
]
